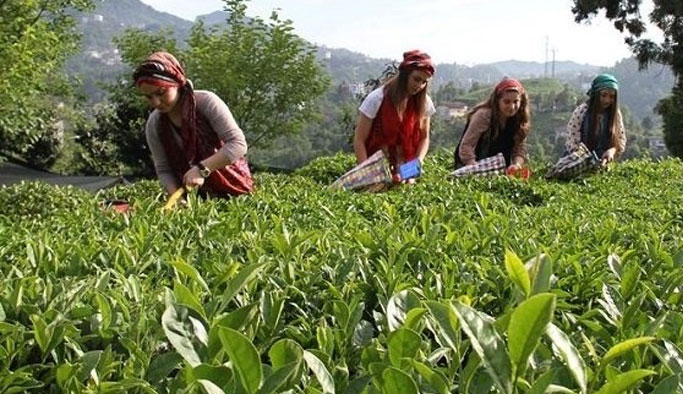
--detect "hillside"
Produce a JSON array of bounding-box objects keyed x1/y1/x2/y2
[
  {"x1": 455, "y1": 78, "x2": 570, "y2": 104},
  {"x1": 490, "y1": 59, "x2": 601, "y2": 77},
  {"x1": 67, "y1": 0, "x2": 674, "y2": 126},
  {"x1": 2, "y1": 152, "x2": 683, "y2": 391},
  {"x1": 317, "y1": 46, "x2": 393, "y2": 85},
  {"x1": 195, "y1": 10, "x2": 230, "y2": 26},
  {"x1": 605, "y1": 57, "x2": 676, "y2": 120},
  {"x1": 67, "y1": 0, "x2": 193, "y2": 101},
  {"x1": 431, "y1": 63, "x2": 504, "y2": 90},
  {"x1": 66, "y1": 0, "x2": 603, "y2": 100},
  {"x1": 61, "y1": 0, "x2": 672, "y2": 170}
]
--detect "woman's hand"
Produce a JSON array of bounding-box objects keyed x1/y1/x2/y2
[
  {"x1": 507, "y1": 163, "x2": 522, "y2": 172},
  {"x1": 601, "y1": 148, "x2": 616, "y2": 165},
  {"x1": 183, "y1": 166, "x2": 205, "y2": 188}
]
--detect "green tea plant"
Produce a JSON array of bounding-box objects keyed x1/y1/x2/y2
[{"x1": 1, "y1": 151, "x2": 682, "y2": 393}]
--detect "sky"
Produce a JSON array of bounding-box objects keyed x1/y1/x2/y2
[{"x1": 138, "y1": 0, "x2": 661, "y2": 67}]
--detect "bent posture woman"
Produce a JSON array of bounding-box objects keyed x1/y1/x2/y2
[
  {"x1": 454, "y1": 78, "x2": 531, "y2": 171},
  {"x1": 566, "y1": 73, "x2": 626, "y2": 163},
  {"x1": 134, "y1": 51, "x2": 253, "y2": 197}
]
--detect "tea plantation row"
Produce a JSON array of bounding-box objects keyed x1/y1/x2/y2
[{"x1": 0, "y1": 152, "x2": 682, "y2": 393}]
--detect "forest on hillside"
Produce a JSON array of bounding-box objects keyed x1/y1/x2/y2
[{"x1": 0, "y1": 0, "x2": 676, "y2": 175}]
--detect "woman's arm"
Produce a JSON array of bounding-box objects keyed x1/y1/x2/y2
[
  {"x1": 353, "y1": 114, "x2": 373, "y2": 163},
  {"x1": 509, "y1": 132, "x2": 528, "y2": 168},
  {"x1": 614, "y1": 108, "x2": 627, "y2": 155},
  {"x1": 145, "y1": 115, "x2": 181, "y2": 195},
  {"x1": 183, "y1": 151, "x2": 232, "y2": 188},
  {"x1": 353, "y1": 89, "x2": 384, "y2": 163},
  {"x1": 416, "y1": 116, "x2": 430, "y2": 162},
  {"x1": 458, "y1": 109, "x2": 491, "y2": 165},
  {"x1": 183, "y1": 91, "x2": 247, "y2": 188},
  {"x1": 565, "y1": 104, "x2": 586, "y2": 152},
  {"x1": 510, "y1": 142, "x2": 527, "y2": 168},
  {"x1": 601, "y1": 108, "x2": 627, "y2": 163},
  {"x1": 200, "y1": 91, "x2": 248, "y2": 161}
]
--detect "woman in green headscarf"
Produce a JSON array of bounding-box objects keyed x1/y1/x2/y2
[{"x1": 565, "y1": 73, "x2": 626, "y2": 163}]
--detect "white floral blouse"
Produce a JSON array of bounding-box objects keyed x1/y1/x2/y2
[{"x1": 565, "y1": 102, "x2": 626, "y2": 155}]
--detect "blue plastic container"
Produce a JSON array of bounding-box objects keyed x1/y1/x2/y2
[{"x1": 399, "y1": 159, "x2": 421, "y2": 180}]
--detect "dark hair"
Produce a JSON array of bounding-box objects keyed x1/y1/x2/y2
[
  {"x1": 383, "y1": 68, "x2": 429, "y2": 119},
  {"x1": 467, "y1": 87, "x2": 531, "y2": 143},
  {"x1": 586, "y1": 90, "x2": 619, "y2": 150}
]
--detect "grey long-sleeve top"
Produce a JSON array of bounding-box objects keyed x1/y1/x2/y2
[{"x1": 145, "y1": 90, "x2": 247, "y2": 191}]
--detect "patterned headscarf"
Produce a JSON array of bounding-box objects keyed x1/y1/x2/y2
[
  {"x1": 133, "y1": 52, "x2": 187, "y2": 88},
  {"x1": 495, "y1": 78, "x2": 525, "y2": 94},
  {"x1": 587, "y1": 73, "x2": 619, "y2": 96},
  {"x1": 399, "y1": 50, "x2": 435, "y2": 76},
  {"x1": 133, "y1": 52, "x2": 200, "y2": 163}
]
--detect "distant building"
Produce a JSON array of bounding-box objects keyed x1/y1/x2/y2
[
  {"x1": 336, "y1": 81, "x2": 352, "y2": 97},
  {"x1": 436, "y1": 101, "x2": 469, "y2": 120},
  {"x1": 85, "y1": 48, "x2": 122, "y2": 66},
  {"x1": 648, "y1": 137, "x2": 668, "y2": 158},
  {"x1": 350, "y1": 83, "x2": 366, "y2": 96},
  {"x1": 554, "y1": 126, "x2": 566, "y2": 143},
  {"x1": 81, "y1": 14, "x2": 104, "y2": 23}
]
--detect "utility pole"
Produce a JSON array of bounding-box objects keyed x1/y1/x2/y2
[
  {"x1": 544, "y1": 36, "x2": 549, "y2": 78},
  {"x1": 552, "y1": 48, "x2": 557, "y2": 78}
]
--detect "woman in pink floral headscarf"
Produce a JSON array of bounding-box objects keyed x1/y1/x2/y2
[{"x1": 134, "y1": 51, "x2": 253, "y2": 197}]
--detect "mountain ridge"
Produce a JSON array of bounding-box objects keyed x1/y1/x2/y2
[{"x1": 68, "y1": 0, "x2": 673, "y2": 122}]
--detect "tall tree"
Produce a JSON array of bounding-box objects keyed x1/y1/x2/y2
[
  {"x1": 77, "y1": 0, "x2": 330, "y2": 174},
  {"x1": 184, "y1": 0, "x2": 330, "y2": 147},
  {"x1": 74, "y1": 31, "x2": 180, "y2": 175},
  {"x1": 571, "y1": 0, "x2": 683, "y2": 156},
  {"x1": 0, "y1": 0, "x2": 94, "y2": 164}
]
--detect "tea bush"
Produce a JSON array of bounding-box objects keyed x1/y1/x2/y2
[{"x1": 1, "y1": 151, "x2": 682, "y2": 393}]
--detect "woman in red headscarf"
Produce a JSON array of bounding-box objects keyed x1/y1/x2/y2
[
  {"x1": 133, "y1": 51, "x2": 253, "y2": 198},
  {"x1": 454, "y1": 78, "x2": 531, "y2": 170},
  {"x1": 353, "y1": 50, "x2": 436, "y2": 177}
]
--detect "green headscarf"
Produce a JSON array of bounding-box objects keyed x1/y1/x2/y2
[{"x1": 587, "y1": 73, "x2": 619, "y2": 96}]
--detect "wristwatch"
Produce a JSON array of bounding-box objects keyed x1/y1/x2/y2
[{"x1": 196, "y1": 162, "x2": 211, "y2": 178}]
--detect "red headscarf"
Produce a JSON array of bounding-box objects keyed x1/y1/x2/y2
[
  {"x1": 495, "y1": 78, "x2": 525, "y2": 94},
  {"x1": 399, "y1": 50, "x2": 435, "y2": 76}
]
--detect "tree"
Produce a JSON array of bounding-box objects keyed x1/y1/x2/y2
[
  {"x1": 184, "y1": 0, "x2": 330, "y2": 147},
  {"x1": 555, "y1": 84, "x2": 578, "y2": 112},
  {"x1": 78, "y1": 0, "x2": 330, "y2": 174},
  {"x1": 571, "y1": 0, "x2": 683, "y2": 156},
  {"x1": 0, "y1": 0, "x2": 94, "y2": 164},
  {"x1": 641, "y1": 115, "x2": 654, "y2": 130},
  {"x1": 74, "y1": 31, "x2": 180, "y2": 175},
  {"x1": 469, "y1": 81, "x2": 482, "y2": 93},
  {"x1": 435, "y1": 81, "x2": 462, "y2": 104},
  {"x1": 656, "y1": 89, "x2": 683, "y2": 157}
]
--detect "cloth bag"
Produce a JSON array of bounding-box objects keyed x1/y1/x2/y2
[
  {"x1": 450, "y1": 153, "x2": 507, "y2": 178},
  {"x1": 330, "y1": 150, "x2": 392, "y2": 191},
  {"x1": 545, "y1": 143, "x2": 602, "y2": 180}
]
